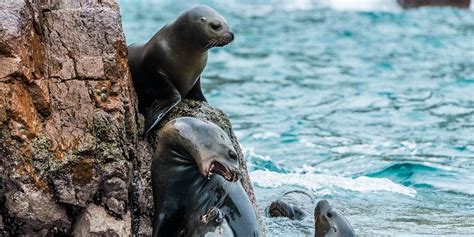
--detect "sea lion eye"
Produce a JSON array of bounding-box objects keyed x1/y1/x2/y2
[
  {"x1": 210, "y1": 22, "x2": 222, "y2": 31},
  {"x1": 200, "y1": 17, "x2": 206, "y2": 22},
  {"x1": 326, "y1": 211, "x2": 333, "y2": 218},
  {"x1": 228, "y1": 150, "x2": 237, "y2": 160}
]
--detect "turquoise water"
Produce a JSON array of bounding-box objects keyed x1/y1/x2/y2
[{"x1": 119, "y1": 0, "x2": 474, "y2": 235}]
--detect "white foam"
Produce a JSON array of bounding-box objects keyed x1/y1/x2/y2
[
  {"x1": 243, "y1": 147, "x2": 272, "y2": 161},
  {"x1": 250, "y1": 170, "x2": 417, "y2": 197},
  {"x1": 300, "y1": 138, "x2": 317, "y2": 148},
  {"x1": 282, "y1": 0, "x2": 314, "y2": 11},
  {"x1": 252, "y1": 131, "x2": 280, "y2": 139},
  {"x1": 324, "y1": 0, "x2": 402, "y2": 12}
]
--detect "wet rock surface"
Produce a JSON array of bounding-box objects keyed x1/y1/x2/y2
[
  {"x1": 0, "y1": 0, "x2": 262, "y2": 236},
  {"x1": 72, "y1": 204, "x2": 131, "y2": 237}
]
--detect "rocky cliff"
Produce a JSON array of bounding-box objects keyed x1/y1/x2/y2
[{"x1": 0, "y1": 0, "x2": 262, "y2": 236}]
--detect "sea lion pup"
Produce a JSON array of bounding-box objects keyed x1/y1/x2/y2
[
  {"x1": 268, "y1": 190, "x2": 314, "y2": 220},
  {"x1": 127, "y1": 6, "x2": 234, "y2": 136},
  {"x1": 314, "y1": 200, "x2": 355, "y2": 237},
  {"x1": 151, "y1": 117, "x2": 260, "y2": 237}
]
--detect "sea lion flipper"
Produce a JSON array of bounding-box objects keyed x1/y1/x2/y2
[
  {"x1": 144, "y1": 86, "x2": 181, "y2": 136},
  {"x1": 185, "y1": 77, "x2": 207, "y2": 102},
  {"x1": 152, "y1": 213, "x2": 166, "y2": 237}
]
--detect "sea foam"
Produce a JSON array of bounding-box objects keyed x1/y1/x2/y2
[
  {"x1": 324, "y1": 0, "x2": 402, "y2": 12},
  {"x1": 250, "y1": 170, "x2": 417, "y2": 197}
]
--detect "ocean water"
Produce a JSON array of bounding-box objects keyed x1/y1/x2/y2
[{"x1": 119, "y1": 0, "x2": 474, "y2": 235}]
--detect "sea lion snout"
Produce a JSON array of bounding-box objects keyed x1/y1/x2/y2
[
  {"x1": 208, "y1": 21, "x2": 234, "y2": 41},
  {"x1": 226, "y1": 31, "x2": 235, "y2": 42}
]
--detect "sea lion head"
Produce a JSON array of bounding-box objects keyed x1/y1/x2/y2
[
  {"x1": 314, "y1": 200, "x2": 355, "y2": 237},
  {"x1": 170, "y1": 117, "x2": 240, "y2": 182},
  {"x1": 268, "y1": 190, "x2": 314, "y2": 221},
  {"x1": 179, "y1": 5, "x2": 234, "y2": 50}
]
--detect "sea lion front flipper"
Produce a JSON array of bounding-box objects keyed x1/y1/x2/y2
[
  {"x1": 185, "y1": 77, "x2": 207, "y2": 102},
  {"x1": 143, "y1": 79, "x2": 181, "y2": 136},
  {"x1": 152, "y1": 213, "x2": 166, "y2": 237}
]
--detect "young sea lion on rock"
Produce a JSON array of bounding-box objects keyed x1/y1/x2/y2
[
  {"x1": 127, "y1": 6, "x2": 234, "y2": 136},
  {"x1": 151, "y1": 117, "x2": 259, "y2": 237}
]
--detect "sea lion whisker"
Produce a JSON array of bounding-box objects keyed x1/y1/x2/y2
[
  {"x1": 207, "y1": 39, "x2": 218, "y2": 49},
  {"x1": 205, "y1": 40, "x2": 215, "y2": 49},
  {"x1": 208, "y1": 40, "x2": 215, "y2": 48},
  {"x1": 209, "y1": 40, "x2": 216, "y2": 48}
]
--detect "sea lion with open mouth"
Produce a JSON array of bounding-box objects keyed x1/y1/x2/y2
[{"x1": 151, "y1": 117, "x2": 259, "y2": 237}]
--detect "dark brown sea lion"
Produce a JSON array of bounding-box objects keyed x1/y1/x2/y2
[
  {"x1": 397, "y1": 0, "x2": 470, "y2": 8},
  {"x1": 127, "y1": 6, "x2": 234, "y2": 136},
  {"x1": 151, "y1": 117, "x2": 259, "y2": 237}
]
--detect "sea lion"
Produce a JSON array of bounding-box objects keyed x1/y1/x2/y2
[
  {"x1": 397, "y1": 0, "x2": 471, "y2": 8},
  {"x1": 151, "y1": 117, "x2": 259, "y2": 237},
  {"x1": 268, "y1": 190, "x2": 314, "y2": 220},
  {"x1": 314, "y1": 200, "x2": 355, "y2": 237},
  {"x1": 268, "y1": 191, "x2": 355, "y2": 237},
  {"x1": 127, "y1": 6, "x2": 234, "y2": 136}
]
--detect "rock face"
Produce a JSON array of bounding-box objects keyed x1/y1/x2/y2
[
  {"x1": 397, "y1": 0, "x2": 471, "y2": 8},
  {"x1": 0, "y1": 0, "x2": 136, "y2": 235},
  {"x1": 0, "y1": 0, "x2": 262, "y2": 236}
]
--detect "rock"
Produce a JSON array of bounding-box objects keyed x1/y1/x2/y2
[
  {"x1": 397, "y1": 0, "x2": 471, "y2": 8},
  {"x1": 4, "y1": 184, "x2": 70, "y2": 235},
  {"x1": 0, "y1": 0, "x2": 263, "y2": 236},
  {"x1": 0, "y1": 0, "x2": 137, "y2": 235},
  {"x1": 72, "y1": 204, "x2": 131, "y2": 237}
]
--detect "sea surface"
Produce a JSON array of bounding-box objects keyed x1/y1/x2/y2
[{"x1": 119, "y1": 0, "x2": 474, "y2": 236}]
